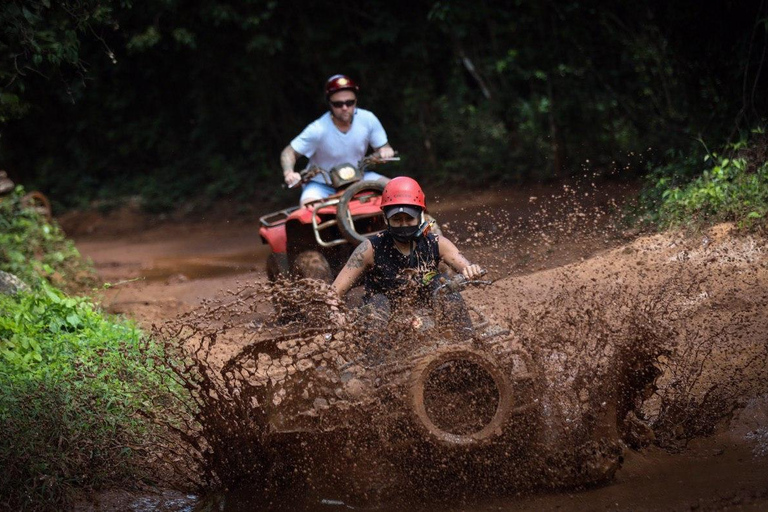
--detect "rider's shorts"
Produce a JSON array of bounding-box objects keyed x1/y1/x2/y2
[{"x1": 300, "y1": 171, "x2": 387, "y2": 205}]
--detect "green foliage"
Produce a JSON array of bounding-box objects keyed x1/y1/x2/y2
[
  {"x1": 0, "y1": 187, "x2": 95, "y2": 290},
  {"x1": 0, "y1": 285, "x2": 177, "y2": 510},
  {"x1": 0, "y1": 195, "x2": 186, "y2": 510},
  {"x1": 0, "y1": 0, "x2": 120, "y2": 123},
  {"x1": 659, "y1": 156, "x2": 767, "y2": 229},
  {"x1": 639, "y1": 132, "x2": 768, "y2": 231}
]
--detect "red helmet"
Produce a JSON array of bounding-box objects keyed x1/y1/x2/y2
[
  {"x1": 325, "y1": 74, "x2": 359, "y2": 99},
  {"x1": 381, "y1": 177, "x2": 426, "y2": 211}
]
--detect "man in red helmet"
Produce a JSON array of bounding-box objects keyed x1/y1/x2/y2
[
  {"x1": 332, "y1": 177, "x2": 483, "y2": 334},
  {"x1": 280, "y1": 74, "x2": 396, "y2": 206}
]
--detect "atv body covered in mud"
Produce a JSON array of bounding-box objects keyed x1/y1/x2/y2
[
  {"x1": 223, "y1": 276, "x2": 626, "y2": 504},
  {"x1": 259, "y1": 161, "x2": 389, "y2": 284}
]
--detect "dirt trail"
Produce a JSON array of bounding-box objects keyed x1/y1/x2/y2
[{"x1": 69, "y1": 185, "x2": 768, "y2": 511}]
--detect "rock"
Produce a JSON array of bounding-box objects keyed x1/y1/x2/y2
[
  {"x1": 0, "y1": 171, "x2": 14, "y2": 194},
  {"x1": 0, "y1": 271, "x2": 30, "y2": 295}
]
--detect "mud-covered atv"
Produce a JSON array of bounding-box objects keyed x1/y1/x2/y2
[
  {"x1": 259, "y1": 157, "x2": 394, "y2": 284},
  {"x1": 222, "y1": 274, "x2": 625, "y2": 505}
]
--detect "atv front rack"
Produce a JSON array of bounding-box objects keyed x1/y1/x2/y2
[
  {"x1": 310, "y1": 198, "x2": 385, "y2": 248},
  {"x1": 260, "y1": 206, "x2": 300, "y2": 227},
  {"x1": 309, "y1": 198, "x2": 346, "y2": 247}
]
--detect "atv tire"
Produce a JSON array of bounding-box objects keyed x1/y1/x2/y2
[
  {"x1": 292, "y1": 251, "x2": 333, "y2": 282},
  {"x1": 408, "y1": 345, "x2": 512, "y2": 447},
  {"x1": 337, "y1": 180, "x2": 386, "y2": 246}
]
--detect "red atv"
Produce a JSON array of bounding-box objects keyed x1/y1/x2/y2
[{"x1": 259, "y1": 157, "x2": 394, "y2": 284}]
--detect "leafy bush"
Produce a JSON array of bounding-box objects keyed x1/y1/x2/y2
[
  {"x1": 0, "y1": 192, "x2": 185, "y2": 510},
  {"x1": 0, "y1": 187, "x2": 95, "y2": 291},
  {"x1": 0, "y1": 285, "x2": 179, "y2": 511},
  {"x1": 659, "y1": 156, "x2": 767, "y2": 228},
  {"x1": 639, "y1": 131, "x2": 768, "y2": 231}
]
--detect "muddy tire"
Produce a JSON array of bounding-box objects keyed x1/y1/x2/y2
[
  {"x1": 408, "y1": 345, "x2": 512, "y2": 447},
  {"x1": 337, "y1": 180, "x2": 386, "y2": 246},
  {"x1": 266, "y1": 253, "x2": 290, "y2": 282},
  {"x1": 292, "y1": 251, "x2": 332, "y2": 282}
]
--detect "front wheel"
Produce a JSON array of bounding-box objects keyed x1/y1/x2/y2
[
  {"x1": 292, "y1": 251, "x2": 333, "y2": 282},
  {"x1": 337, "y1": 180, "x2": 386, "y2": 246},
  {"x1": 408, "y1": 345, "x2": 512, "y2": 448}
]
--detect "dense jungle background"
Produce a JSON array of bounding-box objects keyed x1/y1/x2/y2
[
  {"x1": 2, "y1": 2, "x2": 768, "y2": 511},
  {"x1": 1, "y1": 0, "x2": 766, "y2": 212}
]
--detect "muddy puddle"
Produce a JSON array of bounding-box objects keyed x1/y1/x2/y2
[{"x1": 139, "y1": 251, "x2": 262, "y2": 282}]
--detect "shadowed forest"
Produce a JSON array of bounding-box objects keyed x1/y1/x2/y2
[{"x1": 2, "y1": 0, "x2": 766, "y2": 211}]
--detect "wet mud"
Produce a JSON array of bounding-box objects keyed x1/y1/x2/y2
[
  {"x1": 71, "y1": 185, "x2": 768, "y2": 511},
  {"x1": 142, "y1": 228, "x2": 767, "y2": 511}
]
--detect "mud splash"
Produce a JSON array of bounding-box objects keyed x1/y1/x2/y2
[
  {"x1": 435, "y1": 176, "x2": 633, "y2": 277},
  {"x1": 143, "y1": 226, "x2": 768, "y2": 510}
]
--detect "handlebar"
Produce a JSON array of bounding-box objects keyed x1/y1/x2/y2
[
  {"x1": 433, "y1": 269, "x2": 491, "y2": 295},
  {"x1": 285, "y1": 154, "x2": 400, "y2": 189},
  {"x1": 287, "y1": 166, "x2": 323, "y2": 189}
]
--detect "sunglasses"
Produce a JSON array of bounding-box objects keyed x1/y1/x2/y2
[{"x1": 329, "y1": 99, "x2": 357, "y2": 108}]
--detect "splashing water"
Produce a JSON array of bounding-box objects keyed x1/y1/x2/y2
[{"x1": 141, "y1": 186, "x2": 767, "y2": 508}]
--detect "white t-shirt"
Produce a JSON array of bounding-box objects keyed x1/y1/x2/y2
[{"x1": 290, "y1": 109, "x2": 388, "y2": 183}]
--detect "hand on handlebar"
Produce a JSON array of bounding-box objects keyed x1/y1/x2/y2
[
  {"x1": 434, "y1": 268, "x2": 489, "y2": 295},
  {"x1": 462, "y1": 264, "x2": 484, "y2": 280},
  {"x1": 284, "y1": 170, "x2": 302, "y2": 188},
  {"x1": 377, "y1": 146, "x2": 395, "y2": 159}
]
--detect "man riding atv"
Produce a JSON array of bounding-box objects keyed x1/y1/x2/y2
[
  {"x1": 332, "y1": 177, "x2": 484, "y2": 336},
  {"x1": 280, "y1": 74, "x2": 395, "y2": 206}
]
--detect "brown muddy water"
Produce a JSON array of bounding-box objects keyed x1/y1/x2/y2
[
  {"x1": 149, "y1": 249, "x2": 767, "y2": 512},
  {"x1": 71, "y1": 185, "x2": 768, "y2": 512},
  {"x1": 139, "y1": 251, "x2": 262, "y2": 282}
]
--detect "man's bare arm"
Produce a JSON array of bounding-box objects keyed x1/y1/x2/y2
[
  {"x1": 332, "y1": 239, "x2": 373, "y2": 297},
  {"x1": 280, "y1": 145, "x2": 301, "y2": 186}
]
